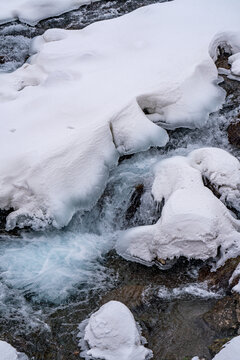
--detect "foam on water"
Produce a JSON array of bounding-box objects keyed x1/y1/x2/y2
[{"x1": 0, "y1": 231, "x2": 113, "y2": 303}]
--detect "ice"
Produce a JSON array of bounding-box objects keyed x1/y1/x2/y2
[
  {"x1": 1, "y1": 0, "x2": 240, "y2": 230},
  {"x1": 0, "y1": 341, "x2": 28, "y2": 360},
  {"x1": 116, "y1": 148, "x2": 240, "y2": 265},
  {"x1": 212, "y1": 335, "x2": 240, "y2": 360},
  {"x1": 79, "y1": 301, "x2": 152, "y2": 360},
  {"x1": 0, "y1": 0, "x2": 102, "y2": 25}
]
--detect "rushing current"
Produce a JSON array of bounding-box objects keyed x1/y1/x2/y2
[{"x1": 0, "y1": 1, "x2": 240, "y2": 359}]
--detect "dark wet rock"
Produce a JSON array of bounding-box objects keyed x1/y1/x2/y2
[
  {"x1": 227, "y1": 120, "x2": 240, "y2": 148},
  {"x1": 202, "y1": 176, "x2": 221, "y2": 199},
  {"x1": 125, "y1": 184, "x2": 144, "y2": 221},
  {"x1": 215, "y1": 48, "x2": 231, "y2": 70},
  {"x1": 203, "y1": 293, "x2": 240, "y2": 335},
  {"x1": 0, "y1": 55, "x2": 5, "y2": 64},
  {"x1": 198, "y1": 256, "x2": 240, "y2": 292}
]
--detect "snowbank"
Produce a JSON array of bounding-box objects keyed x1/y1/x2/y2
[
  {"x1": 0, "y1": 0, "x2": 101, "y2": 25},
  {"x1": 116, "y1": 148, "x2": 240, "y2": 265},
  {"x1": 0, "y1": 341, "x2": 28, "y2": 360},
  {"x1": 1, "y1": 0, "x2": 240, "y2": 229},
  {"x1": 80, "y1": 301, "x2": 152, "y2": 360},
  {"x1": 212, "y1": 336, "x2": 240, "y2": 360}
]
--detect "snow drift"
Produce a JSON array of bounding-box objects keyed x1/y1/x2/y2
[
  {"x1": 0, "y1": 0, "x2": 101, "y2": 25},
  {"x1": 1, "y1": 0, "x2": 240, "y2": 230},
  {"x1": 79, "y1": 300, "x2": 152, "y2": 360},
  {"x1": 116, "y1": 148, "x2": 240, "y2": 266}
]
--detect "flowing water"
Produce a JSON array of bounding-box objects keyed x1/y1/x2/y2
[{"x1": 0, "y1": 1, "x2": 240, "y2": 359}]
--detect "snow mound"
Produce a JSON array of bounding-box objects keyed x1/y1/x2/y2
[
  {"x1": 0, "y1": 0, "x2": 101, "y2": 25},
  {"x1": 79, "y1": 300, "x2": 152, "y2": 360},
  {"x1": 0, "y1": 341, "x2": 28, "y2": 360},
  {"x1": 210, "y1": 31, "x2": 240, "y2": 81},
  {"x1": 1, "y1": 0, "x2": 240, "y2": 230},
  {"x1": 116, "y1": 148, "x2": 240, "y2": 265},
  {"x1": 189, "y1": 147, "x2": 240, "y2": 212},
  {"x1": 212, "y1": 335, "x2": 240, "y2": 360}
]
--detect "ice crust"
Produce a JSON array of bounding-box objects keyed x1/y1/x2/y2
[
  {"x1": 1, "y1": 0, "x2": 240, "y2": 230},
  {"x1": 116, "y1": 148, "x2": 240, "y2": 265},
  {"x1": 0, "y1": 341, "x2": 28, "y2": 360},
  {"x1": 0, "y1": 0, "x2": 101, "y2": 25},
  {"x1": 81, "y1": 301, "x2": 152, "y2": 360}
]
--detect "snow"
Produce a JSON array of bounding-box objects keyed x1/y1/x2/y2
[
  {"x1": 80, "y1": 301, "x2": 152, "y2": 360},
  {"x1": 212, "y1": 336, "x2": 240, "y2": 360},
  {"x1": 116, "y1": 148, "x2": 240, "y2": 265},
  {"x1": 210, "y1": 31, "x2": 240, "y2": 81},
  {"x1": 0, "y1": 341, "x2": 28, "y2": 360},
  {"x1": 1, "y1": 0, "x2": 240, "y2": 230},
  {"x1": 0, "y1": 0, "x2": 101, "y2": 25},
  {"x1": 188, "y1": 147, "x2": 240, "y2": 212}
]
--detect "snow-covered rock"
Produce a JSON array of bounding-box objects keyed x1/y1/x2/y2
[
  {"x1": 0, "y1": 341, "x2": 28, "y2": 360},
  {"x1": 116, "y1": 148, "x2": 240, "y2": 266},
  {"x1": 210, "y1": 31, "x2": 240, "y2": 81},
  {"x1": 0, "y1": 0, "x2": 101, "y2": 25},
  {"x1": 189, "y1": 147, "x2": 240, "y2": 212},
  {"x1": 80, "y1": 300, "x2": 152, "y2": 360},
  {"x1": 212, "y1": 335, "x2": 240, "y2": 360},
  {"x1": 1, "y1": 0, "x2": 240, "y2": 230}
]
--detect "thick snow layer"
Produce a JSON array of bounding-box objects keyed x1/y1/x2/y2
[
  {"x1": 0, "y1": 341, "x2": 28, "y2": 360},
  {"x1": 0, "y1": 0, "x2": 101, "y2": 25},
  {"x1": 212, "y1": 336, "x2": 240, "y2": 360},
  {"x1": 116, "y1": 148, "x2": 240, "y2": 265},
  {"x1": 81, "y1": 301, "x2": 152, "y2": 360},
  {"x1": 1, "y1": 0, "x2": 240, "y2": 230}
]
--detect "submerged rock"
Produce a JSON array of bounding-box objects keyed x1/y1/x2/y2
[{"x1": 203, "y1": 293, "x2": 240, "y2": 335}]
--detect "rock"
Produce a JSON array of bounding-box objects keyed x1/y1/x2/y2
[
  {"x1": 0, "y1": 56, "x2": 6, "y2": 64},
  {"x1": 227, "y1": 121, "x2": 240, "y2": 148},
  {"x1": 198, "y1": 256, "x2": 240, "y2": 292},
  {"x1": 203, "y1": 293, "x2": 240, "y2": 334},
  {"x1": 125, "y1": 184, "x2": 144, "y2": 221}
]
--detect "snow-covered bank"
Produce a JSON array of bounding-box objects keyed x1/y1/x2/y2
[
  {"x1": 1, "y1": 0, "x2": 240, "y2": 230},
  {"x1": 79, "y1": 301, "x2": 152, "y2": 360},
  {"x1": 0, "y1": 0, "x2": 101, "y2": 25},
  {"x1": 117, "y1": 148, "x2": 240, "y2": 266},
  {"x1": 0, "y1": 341, "x2": 28, "y2": 360}
]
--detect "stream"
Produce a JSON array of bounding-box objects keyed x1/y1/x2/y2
[{"x1": 0, "y1": 1, "x2": 240, "y2": 360}]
